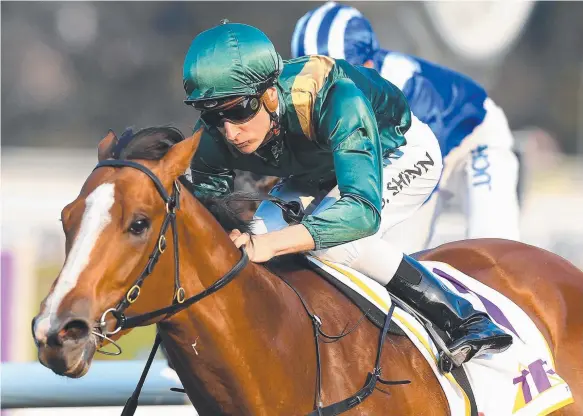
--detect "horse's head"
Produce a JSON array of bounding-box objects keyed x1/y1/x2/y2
[{"x1": 32, "y1": 127, "x2": 201, "y2": 377}]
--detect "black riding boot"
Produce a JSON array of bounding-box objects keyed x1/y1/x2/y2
[{"x1": 385, "y1": 255, "x2": 513, "y2": 370}]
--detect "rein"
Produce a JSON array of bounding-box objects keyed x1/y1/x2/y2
[{"x1": 93, "y1": 159, "x2": 407, "y2": 416}]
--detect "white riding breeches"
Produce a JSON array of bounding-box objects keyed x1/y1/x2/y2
[
  {"x1": 456, "y1": 98, "x2": 521, "y2": 240},
  {"x1": 382, "y1": 98, "x2": 522, "y2": 253},
  {"x1": 252, "y1": 115, "x2": 443, "y2": 286}
]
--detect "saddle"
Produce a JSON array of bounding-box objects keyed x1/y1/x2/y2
[{"x1": 303, "y1": 256, "x2": 573, "y2": 416}]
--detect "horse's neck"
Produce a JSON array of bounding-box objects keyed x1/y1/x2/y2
[
  {"x1": 156, "y1": 194, "x2": 445, "y2": 415},
  {"x1": 159, "y1": 194, "x2": 313, "y2": 413}
]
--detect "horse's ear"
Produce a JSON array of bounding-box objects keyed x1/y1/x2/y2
[
  {"x1": 162, "y1": 127, "x2": 203, "y2": 179},
  {"x1": 98, "y1": 130, "x2": 118, "y2": 161}
]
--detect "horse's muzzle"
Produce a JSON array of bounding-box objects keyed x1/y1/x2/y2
[{"x1": 32, "y1": 315, "x2": 96, "y2": 378}]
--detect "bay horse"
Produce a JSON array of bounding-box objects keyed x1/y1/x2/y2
[{"x1": 32, "y1": 127, "x2": 582, "y2": 415}]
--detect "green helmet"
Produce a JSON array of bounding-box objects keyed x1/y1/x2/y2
[{"x1": 183, "y1": 20, "x2": 283, "y2": 105}]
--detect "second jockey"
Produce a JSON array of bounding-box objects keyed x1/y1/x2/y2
[
  {"x1": 292, "y1": 2, "x2": 522, "y2": 252},
  {"x1": 183, "y1": 20, "x2": 512, "y2": 368}
]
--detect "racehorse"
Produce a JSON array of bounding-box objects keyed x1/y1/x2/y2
[{"x1": 32, "y1": 127, "x2": 582, "y2": 415}]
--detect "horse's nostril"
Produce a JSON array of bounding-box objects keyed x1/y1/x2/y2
[
  {"x1": 31, "y1": 317, "x2": 41, "y2": 346},
  {"x1": 59, "y1": 319, "x2": 91, "y2": 342}
]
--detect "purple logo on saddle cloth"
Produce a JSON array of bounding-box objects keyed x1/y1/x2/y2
[
  {"x1": 432, "y1": 268, "x2": 520, "y2": 338},
  {"x1": 512, "y1": 359, "x2": 556, "y2": 404}
]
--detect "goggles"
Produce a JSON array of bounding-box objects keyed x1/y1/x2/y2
[{"x1": 187, "y1": 96, "x2": 262, "y2": 127}]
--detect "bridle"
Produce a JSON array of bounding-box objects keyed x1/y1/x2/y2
[
  {"x1": 91, "y1": 159, "x2": 249, "y2": 356},
  {"x1": 90, "y1": 158, "x2": 408, "y2": 416}
]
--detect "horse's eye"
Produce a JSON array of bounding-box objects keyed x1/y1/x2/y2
[{"x1": 128, "y1": 218, "x2": 150, "y2": 235}]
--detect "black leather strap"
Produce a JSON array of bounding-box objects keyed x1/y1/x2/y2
[
  {"x1": 306, "y1": 303, "x2": 405, "y2": 416},
  {"x1": 121, "y1": 333, "x2": 162, "y2": 416},
  {"x1": 95, "y1": 157, "x2": 252, "y2": 416},
  {"x1": 101, "y1": 155, "x2": 409, "y2": 416},
  {"x1": 451, "y1": 365, "x2": 478, "y2": 416},
  {"x1": 120, "y1": 248, "x2": 249, "y2": 329},
  {"x1": 96, "y1": 160, "x2": 171, "y2": 203},
  {"x1": 306, "y1": 372, "x2": 378, "y2": 416}
]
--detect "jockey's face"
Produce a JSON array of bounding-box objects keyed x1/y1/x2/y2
[{"x1": 219, "y1": 87, "x2": 278, "y2": 154}]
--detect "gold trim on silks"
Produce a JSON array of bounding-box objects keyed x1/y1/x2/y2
[{"x1": 291, "y1": 56, "x2": 334, "y2": 141}]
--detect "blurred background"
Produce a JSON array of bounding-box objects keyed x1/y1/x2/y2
[{"x1": 2, "y1": 1, "x2": 583, "y2": 414}]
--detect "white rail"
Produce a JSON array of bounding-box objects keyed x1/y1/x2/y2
[{"x1": 1, "y1": 361, "x2": 188, "y2": 409}]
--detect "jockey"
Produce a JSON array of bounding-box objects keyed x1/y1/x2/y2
[
  {"x1": 183, "y1": 20, "x2": 512, "y2": 368},
  {"x1": 291, "y1": 2, "x2": 521, "y2": 251}
]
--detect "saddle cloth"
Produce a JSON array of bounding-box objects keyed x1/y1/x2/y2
[{"x1": 306, "y1": 256, "x2": 574, "y2": 416}]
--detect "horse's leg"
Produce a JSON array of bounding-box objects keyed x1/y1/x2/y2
[{"x1": 418, "y1": 239, "x2": 583, "y2": 415}]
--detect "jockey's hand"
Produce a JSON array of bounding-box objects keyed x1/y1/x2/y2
[
  {"x1": 229, "y1": 225, "x2": 315, "y2": 262},
  {"x1": 229, "y1": 229, "x2": 276, "y2": 263}
]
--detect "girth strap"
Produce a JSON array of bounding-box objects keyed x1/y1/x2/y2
[
  {"x1": 307, "y1": 372, "x2": 378, "y2": 416},
  {"x1": 306, "y1": 302, "x2": 404, "y2": 416}
]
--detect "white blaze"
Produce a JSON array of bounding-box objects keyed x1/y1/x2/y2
[{"x1": 34, "y1": 183, "x2": 115, "y2": 341}]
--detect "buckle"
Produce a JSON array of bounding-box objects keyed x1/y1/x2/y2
[{"x1": 175, "y1": 287, "x2": 186, "y2": 304}]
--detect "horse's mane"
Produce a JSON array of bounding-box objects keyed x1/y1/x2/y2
[{"x1": 114, "y1": 126, "x2": 254, "y2": 235}]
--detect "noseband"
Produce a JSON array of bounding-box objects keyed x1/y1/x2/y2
[{"x1": 92, "y1": 159, "x2": 248, "y2": 354}]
